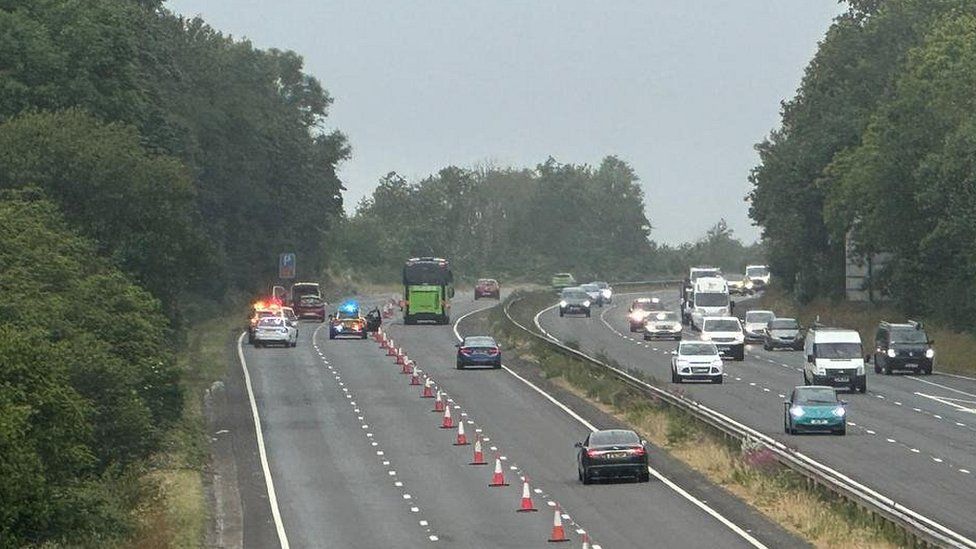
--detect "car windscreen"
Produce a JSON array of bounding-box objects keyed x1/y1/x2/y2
[
  {"x1": 747, "y1": 267, "x2": 769, "y2": 277},
  {"x1": 703, "y1": 319, "x2": 740, "y2": 332},
  {"x1": 580, "y1": 284, "x2": 599, "y2": 292},
  {"x1": 292, "y1": 284, "x2": 319, "y2": 297},
  {"x1": 770, "y1": 319, "x2": 798, "y2": 329},
  {"x1": 680, "y1": 343, "x2": 718, "y2": 356},
  {"x1": 745, "y1": 312, "x2": 775, "y2": 324},
  {"x1": 258, "y1": 318, "x2": 285, "y2": 327},
  {"x1": 593, "y1": 282, "x2": 609, "y2": 289},
  {"x1": 695, "y1": 293, "x2": 728, "y2": 307},
  {"x1": 814, "y1": 342, "x2": 862, "y2": 359},
  {"x1": 890, "y1": 328, "x2": 928, "y2": 344},
  {"x1": 795, "y1": 387, "x2": 838, "y2": 405},
  {"x1": 589, "y1": 430, "x2": 640, "y2": 446},
  {"x1": 562, "y1": 290, "x2": 588, "y2": 300},
  {"x1": 650, "y1": 312, "x2": 679, "y2": 322},
  {"x1": 464, "y1": 337, "x2": 496, "y2": 348},
  {"x1": 299, "y1": 296, "x2": 322, "y2": 305},
  {"x1": 691, "y1": 269, "x2": 720, "y2": 281}
]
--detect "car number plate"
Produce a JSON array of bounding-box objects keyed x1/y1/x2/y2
[
  {"x1": 905, "y1": 363, "x2": 917, "y2": 368},
  {"x1": 607, "y1": 452, "x2": 627, "y2": 459},
  {"x1": 810, "y1": 419, "x2": 828, "y2": 425},
  {"x1": 834, "y1": 376, "x2": 849, "y2": 383}
]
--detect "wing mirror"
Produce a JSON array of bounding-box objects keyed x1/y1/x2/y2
[
  {"x1": 573, "y1": 441, "x2": 583, "y2": 448},
  {"x1": 641, "y1": 439, "x2": 648, "y2": 446},
  {"x1": 840, "y1": 400, "x2": 848, "y2": 406},
  {"x1": 670, "y1": 350, "x2": 678, "y2": 355},
  {"x1": 864, "y1": 354, "x2": 872, "y2": 363},
  {"x1": 806, "y1": 354, "x2": 814, "y2": 363}
]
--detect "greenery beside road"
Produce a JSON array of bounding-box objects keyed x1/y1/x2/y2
[{"x1": 750, "y1": 0, "x2": 976, "y2": 328}]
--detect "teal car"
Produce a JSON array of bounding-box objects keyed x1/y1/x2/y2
[{"x1": 784, "y1": 386, "x2": 847, "y2": 435}]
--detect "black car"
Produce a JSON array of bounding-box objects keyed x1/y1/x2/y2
[
  {"x1": 576, "y1": 429, "x2": 649, "y2": 484},
  {"x1": 763, "y1": 318, "x2": 804, "y2": 351},
  {"x1": 559, "y1": 287, "x2": 592, "y2": 317},
  {"x1": 456, "y1": 336, "x2": 501, "y2": 369},
  {"x1": 871, "y1": 321, "x2": 934, "y2": 375}
]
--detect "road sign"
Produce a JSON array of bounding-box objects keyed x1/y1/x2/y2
[{"x1": 279, "y1": 253, "x2": 296, "y2": 279}]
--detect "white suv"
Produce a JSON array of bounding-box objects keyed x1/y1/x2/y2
[
  {"x1": 700, "y1": 317, "x2": 745, "y2": 361},
  {"x1": 743, "y1": 310, "x2": 775, "y2": 341},
  {"x1": 671, "y1": 341, "x2": 724, "y2": 384}
]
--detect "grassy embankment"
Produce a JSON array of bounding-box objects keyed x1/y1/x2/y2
[
  {"x1": 753, "y1": 288, "x2": 976, "y2": 376},
  {"x1": 129, "y1": 309, "x2": 243, "y2": 548},
  {"x1": 492, "y1": 290, "x2": 905, "y2": 549}
]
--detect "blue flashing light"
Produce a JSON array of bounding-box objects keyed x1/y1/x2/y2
[{"x1": 340, "y1": 300, "x2": 360, "y2": 314}]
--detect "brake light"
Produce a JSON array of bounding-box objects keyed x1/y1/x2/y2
[
  {"x1": 629, "y1": 447, "x2": 646, "y2": 457},
  {"x1": 586, "y1": 449, "x2": 600, "y2": 458},
  {"x1": 460, "y1": 348, "x2": 474, "y2": 356},
  {"x1": 486, "y1": 348, "x2": 500, "y2": 356}
]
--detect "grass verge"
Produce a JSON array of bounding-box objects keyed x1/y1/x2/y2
[
  {"x1": 754, "y1": 288, "x2": 976, "y2": 376},
  {"x1": 129, "y1": 311, "x2": 242, "y2": 548},
  {"x1": 492, "y1": 291, "x2": 906, "y2": 549}
]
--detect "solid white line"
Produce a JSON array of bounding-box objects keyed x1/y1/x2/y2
[
  {"x1": 236, "y1": 332, "x2": 290, "y2": 549},
  {"x1": 907, "y1": 376, "x2": 976, "y2": 399},
  {"x1": 455, "y1": 304, "x2": 769, "y2": 549}
]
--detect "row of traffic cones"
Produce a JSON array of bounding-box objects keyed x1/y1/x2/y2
[{"x1": 375, "y1": 326, "x2": 578, "y2": 545}]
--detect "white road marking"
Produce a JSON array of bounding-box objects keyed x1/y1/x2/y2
[
  {"x1": 236, "y1": 333, "x2": 290, "y2": 549},
  {"x1": 914, "y1": 392, "x2": 976, "y2": 415},
  {"x1": 907, "y1": 376, "x2": 976, "y2": 399}
]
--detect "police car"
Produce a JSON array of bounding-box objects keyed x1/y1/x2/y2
[{"x1": 329, "y1": 301, "x2": 368, "y2": 340}]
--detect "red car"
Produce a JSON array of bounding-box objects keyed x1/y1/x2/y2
[
  {"x1": 293, "y1": 295, "x2": 327, "y2": 322},
  {"x1": 474, "y1": 278, "x2": 500, "y2": 300}
]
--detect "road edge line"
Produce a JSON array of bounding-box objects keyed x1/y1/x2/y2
[{"x1": 236, "y1": 332, "x2": 291, "y2": 549}]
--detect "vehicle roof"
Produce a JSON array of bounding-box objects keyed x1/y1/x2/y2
[
  {"x1": 694, "y1": 277, "x2": 728, "y2": 291},
  {"x1": 810, "y1": 328, "x2": 861, "y2": 343},
  {"x1": 703, "y1": 316, "x2": 739, "y2": 322},
  {"x1": 745, "y1": 310, "x2": 775, "y2": 316},
  {"x1": 554, "y1": 272, "x2": 574, "y2": 277},
  {"x1": 580, "y1": 283, "x2": 599, "y2": 289},
  {"x1": 477, "y1": 278, "x2": 498, "y2": 282},
  {"x1": 746, "y1": 264, "x2": 768, "y2": 269},
  {"x1": 292, "y1": 281, "x2": 319, "y2": 286}
]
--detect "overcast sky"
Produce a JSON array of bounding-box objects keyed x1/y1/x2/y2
[{"x1": 166, "y1": 1, "x2": 842, "y2": 244}]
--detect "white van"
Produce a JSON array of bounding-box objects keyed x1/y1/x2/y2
[
  {"x1": 803, "y1": 327, "x2": 866, "y2": 393},
  {"x1": 690, "y1": 277, "x2": 730, "y2": 331},
  {"x1": 745, "y1": 265, "x2": 770, "y2": 287}
]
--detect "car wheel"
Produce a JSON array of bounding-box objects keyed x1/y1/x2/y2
[
  {"x1": 671, "y1": 368, "x2": 680, "y2": 384},
  {"x1": 712, "y1": 375, "x2": 723, "y2": 384},
  {"x1": 456, "y1": 361, "x2": 464, "y2": 370},
  {"x1": 874, "y1": 357, "x2": 881, "y2": 374},
  {"x1": 857, "y1": 382, "x2": 867, "y2": 394},
  {"x1": 763, "y1": 342, "x2": 771, "y2": 351},
  {"x1": 328, "y1": 332, "x2": 335, "y2": 340},
  {"x1": 494, "y1": 361, "x2": 501, "y2": 369},
  {"x1": 784, "y1": 417, "x2": 790, "y2": 434},
  {"x1": 802, "y1": 370, "x2": 810, "y2": 385},
  {"x1": 638, "y1": 469, "x2": 650, "y2": 483},
  {"x1": 834, "y1": 427, "x2": 846, "y2": 436},
  {"x1": 474, "y1": 295, "x2": 479, "y2": 300},
  {"x1": 578, "y1": 466, "x2": 583, "y2": 482},
  {"x1": 922, "y1": 365, "x2": 932, "y2": 375},
  {"x1": 559, "y1": 310, "x2": 565, "y2": 317},
  {"x1": 585, "y1": 310, "x2": 591, "y2": 318},
  {"x1": 581, "y1": 467, "x2": 592, "y2": 485}
]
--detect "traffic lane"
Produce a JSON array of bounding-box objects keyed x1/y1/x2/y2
[
  {"x1": 314, "y1": 325, "x2": 555, "y2": 548},
  {"x1": 242, "y1": 326, "x2": 428, "y2": 548},
  {"x1": 386, "y1": 304, "x2": 762, "y2": 548},
  {"x1": 539, "y1": 298, "x2": 976, "y2": 537},
  {"x1": 610, "y1": 291, "x2": 976, "y2": 455},
  {"x1": 596, "y1": 296, "x2": 976, "y2": 477}
]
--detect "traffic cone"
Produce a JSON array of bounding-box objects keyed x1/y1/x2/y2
[
  {"x1": 454, "y1": 420, "x2": 469, "y2": 446},
  {"x1": 401, "y1": 358, "x2": 413, "y2": 374},
  {"x1": 410, "y1": 368, "x2": 422, "y2": 386},
  {"x1": 387, "y1": 342, "x2": 397, "y2": 356},
  {"x1": 548, "y1": 506, "x2": 570, "y2": 543},
  {"x1": 440, "y1": 405, "x2": 454, "y2": 429},
  {"x1": 516, "y1": 478, "x2": 537, "y2": 512},
  {"x1": 489, "y1": 456, "x2": 509, "y2": 487},
  {"x1": 470, "y1": 435, "x2": 487, "y2": 465},
  {"x1": 421, "y1": 377, "x2": 435, "y2": 398},
  {"x1": 379, "y1": 333, "x2": 388, "y2": 348},
  {"x1": 396, "y1": 349, "x2": 405, "y2": 365},
  {"x1": 581, "y1": 533, "x2": 591, "y2": 549},
  {"x1": 432, "y1": 390, "x2": 445, "y2": 412}
]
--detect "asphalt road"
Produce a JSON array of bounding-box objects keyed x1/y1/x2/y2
[
  {"x1": 535, "y1": 289, "x2": 976, "y2": 540},
  {"x1": 230, "y1": 292, "x2": 805, "y2": 548}
]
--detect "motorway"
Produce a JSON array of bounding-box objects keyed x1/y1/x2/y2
[
  {"x1": 535, "y1": 289, "x2": 976, "y2": 541},
  {"x1": 228, "y1": 292, "x2": 806, "y2": 548}
]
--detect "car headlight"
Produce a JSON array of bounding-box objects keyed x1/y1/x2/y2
[
  {"x1": 925, "y1": 349, "x2": 935, "y2": 359},
  {"x1": 833, "y1": 406, "x2": 846, "y2": 417},
  {"x1": 583, "y1": 300, "x2": 591, "y2": 307},
  {"x1": 733, "y1": 334, "x2": 744, "y2": 343},
  {"x1": 789, "y1": 406, "x2": 805, "y2": 418},
  {"x1": 856, "y1": 364, "x2": 864, "y2": 375},
  {"x1": 887, "y1": 348, "x2": 896, "y2": 358},
  {"x1": 700, "y1": 333, "x2": 711, "y2": 341},
  {"x1": 601, "y1": 289, "x2": 611, "y2": 297},
  {"x1": 711, "y1": 359, "x2": 723, "y2": 367},
  {"x1": 745, "y1": 280, "x2": 753, "y2": 289},
  {"x1": 676, "y1": 359, "x2": 689, "y2": 367},
  {"x1": 559, "y1": 300, "x2": 568, "y2": 307}
]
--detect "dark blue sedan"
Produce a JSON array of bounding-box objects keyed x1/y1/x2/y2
[{"x1": 456, "y1": 336, "x2": 501, "y2": 369}]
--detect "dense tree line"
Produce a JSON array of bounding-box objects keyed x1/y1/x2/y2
[
  {"x1": 334, "y1": 158, "x2": 760, "y2": 282},
  {"x1": 0, "y1": 0, "x2": 344, "y2": 544},
  {"x1": 749, "y1": 0, "x2": 976, "y2": 327}
]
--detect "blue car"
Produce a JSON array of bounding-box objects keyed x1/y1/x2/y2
[
  {"x1": 456, "y1": 336, "x2": 501, "y2": 369},
  {"x1": 784, "y1": 386, "x2": 847, "y2": 435}
]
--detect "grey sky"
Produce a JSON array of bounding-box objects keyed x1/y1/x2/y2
[{"x1": 166, "y1": 1, "x2": 842, "y2": 244}]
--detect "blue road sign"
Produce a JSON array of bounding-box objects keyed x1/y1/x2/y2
[{"x1": 279, "y1": 253, "x2": 296, "y2": 279}]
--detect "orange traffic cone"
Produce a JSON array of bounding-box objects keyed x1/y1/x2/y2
[
  {"x1": 454, "y1": 420, "x2": 469, "y2": 446},
  {"x1": 410, "y1": 368, "x2": 422, "y2": 386},
  {"x1": 581, "y1": 533, "x2": 591, "y2": 549},
  {"x1": 432, "y1": 390, "x2": 445, "y2": 412},
  {"x1": 516, "y1": 478, "x2": 538, "y2": 512},
  {"x1": 489, "y1": 456, "x2": 509, "y2": 487},
  {"x1": 401, "y1": 358, "x2": 413, "y2": 374},
  {"x1": 396, "y1": 349, "x2": 405, "y2": 365},
  {"x1": 440, "y1": 405, "x2": 454, "y2": 429},
  {"x1": 470, "y1": 435, "x2": 487, "y2": 465},
  {"x1": 387, "y1": 342, "x2": 397, "y2": 356},
  {"x1": 548, "y1": 506, "x2": 570, "y2": 542},
  {"x1": 421, "y1": 377, "x2": 435, "y2": 398}
]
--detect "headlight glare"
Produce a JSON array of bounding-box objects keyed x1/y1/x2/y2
[
  {"x1": 925, "y1": 349, "x2": 935, "y2": 358},
  {"x1": 887, "y1": 348, "x2": 896, "y2": 358},
  {"x1": 789, "y1": 406, "x2": 805, "y2": 418}
]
